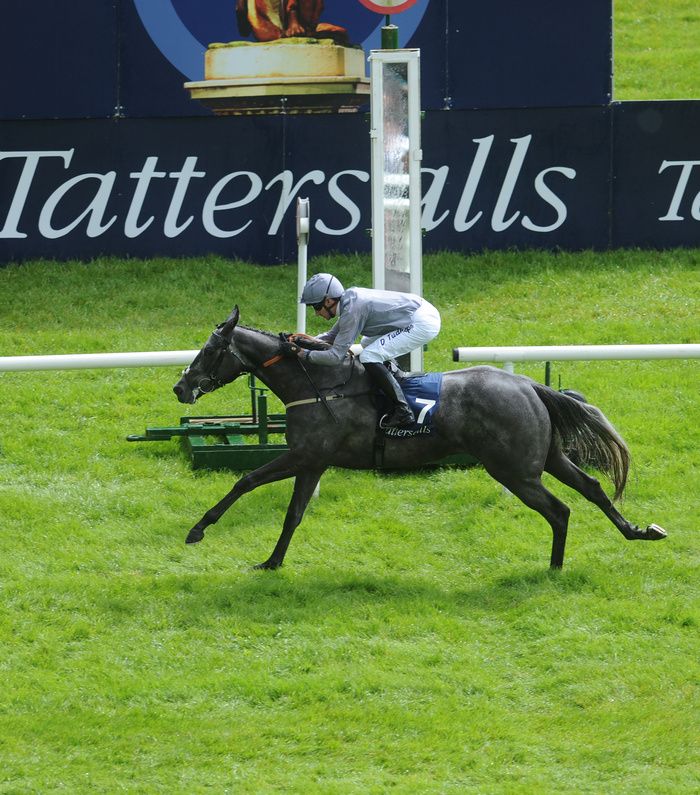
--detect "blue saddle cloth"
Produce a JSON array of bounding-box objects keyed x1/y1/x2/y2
[{"x1": 380, "y1": 372, "x2": 443, "y2": 437}]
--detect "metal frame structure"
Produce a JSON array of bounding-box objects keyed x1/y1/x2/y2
[{"x1": 369, "y1": 47, "x2": 423, "y2": 371}]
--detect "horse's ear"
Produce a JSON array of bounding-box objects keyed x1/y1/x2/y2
[{"x1": 220, "y1": 305, "x2": 240, "y2": 337}]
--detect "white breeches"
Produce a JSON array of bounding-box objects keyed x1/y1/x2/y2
[{"x1": 358, "y1": 301, "x2": 441, "y2": 364}]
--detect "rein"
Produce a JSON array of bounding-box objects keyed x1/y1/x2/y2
[
  {"x1": 294, "y1": 355, "x2": 340, "y2": 423},
  {"x1": 209, "y1": 330, "x2": 367, "y2": 423}
]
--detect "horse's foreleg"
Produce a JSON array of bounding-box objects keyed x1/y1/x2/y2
[
  {"x1": 185, "y1": 452, "x2": 301, "y2": 544},
  {"x1": 254, "y1": 468, "x2": 325, "y2": 570}
]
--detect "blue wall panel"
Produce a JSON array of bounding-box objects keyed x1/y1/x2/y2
[
  {"x1": 612, "y1": 101, "x2": 700, "y2": 248},
  {"x1": 0, "y1": 0, "x2": 118, "y2": 120},
  {"x1": 0, "y1": 1, "x2": 612, "y2": 120}
]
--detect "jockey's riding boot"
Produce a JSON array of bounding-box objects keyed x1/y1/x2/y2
[{"x1": 364, "y1": 362, "x2": 415, "y2": 428}]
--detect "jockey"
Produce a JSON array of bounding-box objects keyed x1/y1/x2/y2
[{"x1": 291, "y1": 272, "x2": 442, "y2": 428}]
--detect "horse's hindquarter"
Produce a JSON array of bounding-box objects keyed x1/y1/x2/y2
[{"x1": 432, "y1": 367, "x2": 553, "y2": 468}]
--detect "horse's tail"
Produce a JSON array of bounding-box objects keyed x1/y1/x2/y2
[{"x1": 532, "y1": 383, "x2": 630, "y2": 501}]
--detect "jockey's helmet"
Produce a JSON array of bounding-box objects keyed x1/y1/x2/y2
[{"x1": 300, "y1": 273, "x2": 344, "y2": 305}]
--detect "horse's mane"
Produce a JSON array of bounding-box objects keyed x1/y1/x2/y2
[
  {"x1": 238, "y1": 324, "x2": 279, "y2": 340},
  {"x1": 237, "y1": 324, "x2": 332, "y2": 354}
]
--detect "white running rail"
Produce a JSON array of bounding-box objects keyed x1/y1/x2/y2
[
  {"x1": 2, "y1": 344, "x2": 698, "y2": 374},
  {"x1": 0, "y1": 351, "x2": 199, "y2": 372},
  {"x1": 453, "y1": 344, "x2": 700, "y2": 370}
]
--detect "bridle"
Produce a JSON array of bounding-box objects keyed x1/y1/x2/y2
[{"x1": 182, "y1": 329, "x2": 240, "y2": 397}]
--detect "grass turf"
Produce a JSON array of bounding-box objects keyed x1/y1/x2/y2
[
  {"x1": 614, "y1": 0, "x2": 700, "y2": 99},
  {"x1": 0, "y1": 250, "x2": 698, "y2": 792}
]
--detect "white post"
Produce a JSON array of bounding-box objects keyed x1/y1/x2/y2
[
  {"x1": 296, "y1": 197, "x2": 310, "y2": 335},
  {"x1": 295, "y1": 196, "x2": 319, "y2": 498},
  {"x1": 369, "y1": 48, "x2": 423, "y2": 371}
]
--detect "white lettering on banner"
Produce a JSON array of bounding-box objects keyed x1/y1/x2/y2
[
  {"x1": 523, "y1": 167, "x2": 576, "y2": 232},
  {"x1": 428, "y1": 135, "x2": 576, "y2": 234},
  {"x1": 164, "y1": 157, "x2": 205, "y2": 237},
  {"x1": 0, "y1": 138, "x2": 583, "y2": 242},
  {"x1": 421, "y1": 166, "x2": 450, "y2": 230},
  {"x1": 38, "y1": 171, "x2": 117, "y2": 239},
  {"x1": 658, "y1": 160, "x2": 700, "y2": 221},
  {"x1": 203, "y1": 171, "x2": 262, "y2": 238},
  {"x1": 316, "y1": 170, "x2": 369, "y2": 235},
  {"x1": 492, "y1": 135, "x2": 531, "y2": 231},
  {"x1": 0, "y1": 149, "x2": 73, "y2": 238},
  {"x1": 453, "y1": 135, "x2": 493, "y2": 231},
  {"x1": 126, "y1": 156, "x2": 166, "y2": 238},
  {"x1": 265, "y1": 170, "x2": 325, "y2": 235}
]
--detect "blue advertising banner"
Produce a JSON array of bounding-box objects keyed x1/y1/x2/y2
[
  {"x1": 2, "y1": 103, "x2": 697, "y2": 264},
  {"x1": 0, "y1": 1, "x2": 612, "y2": 120},
  {"x1": 612, "y1": 101, "x2": 700, "y2": 248},
  {"x1": 1, "y1": 2, "x2": 696, "y2": 263}
]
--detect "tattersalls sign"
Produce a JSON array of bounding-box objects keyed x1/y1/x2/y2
[
  {"x1": 0, "y1": 2, "x2": 697, "y2": 262},
  {"x1": 1, "y1": 104, "x2": 698, "y2": 262}
]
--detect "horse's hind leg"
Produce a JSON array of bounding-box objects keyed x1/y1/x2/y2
[
  {"x1": 488, "y1": 467, "x2": 571, "y2": 568},
  {"x1": 255, "y1": 468, "x2": 325, "y2": 570},
  {"x1": 544, "y1": 449, "x2": 667, "y2": 542}
]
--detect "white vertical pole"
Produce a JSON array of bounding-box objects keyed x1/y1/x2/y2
[
  {"x1": 295, "y1": 196, "x2": 318, "y2": 498},
  {"x1": 296, "y1": 197, "x2": 310, "y2": 334},
  {"x1": 369, "y1": 56, "x2": 385, "y2": 290},
  {"x1": 406, "y1": 52, "x2": 423, "y2": 372}
]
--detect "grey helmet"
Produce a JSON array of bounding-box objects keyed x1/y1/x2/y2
[{"x1": 300, "y1": 273, "x2": 344, "y2": 305}]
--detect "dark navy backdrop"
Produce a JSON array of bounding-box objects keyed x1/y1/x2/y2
[
  {"x1": 1, "y1": 1, "x2": 697, "y2": 261},
  {"x1": 2, "y1": 103, "x2": 698, "y2": 262},
  {"x1": 0, "y1": 0, "x2": 612, "y2": 119}
]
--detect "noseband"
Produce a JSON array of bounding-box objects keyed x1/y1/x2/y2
[
  {"x1": 184, "y1": 331, "x2": 239, "y2": 396},
  {"x1": 189, "y1": 329, "x2": 280, "y2": 396}
]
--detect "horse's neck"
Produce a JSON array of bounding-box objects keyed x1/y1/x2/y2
[
  {"x1": 234, "y1": 327, "x2": 295, "y2": 398},
  {"x1": 234, "y1": 326, "x2": 277, "y2": 369},
  {"x1": 234, "y1": 326, "x2": 367, "y2": 401}
]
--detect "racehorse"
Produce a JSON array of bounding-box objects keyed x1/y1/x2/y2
[{"x1": 173, "y1": 306, "x2": 667, "y2": 570}]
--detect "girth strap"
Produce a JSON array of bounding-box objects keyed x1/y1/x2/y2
[{"x1": 285, "y1": 394, "x2": 345, "y2": 410}]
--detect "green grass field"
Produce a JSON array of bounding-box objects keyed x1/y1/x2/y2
[
  {"x1": 1, "y1": 5, "x2": 699, "y2": 791},
  {"x1": 615, "y1": 0, "x2": 700, "y2": 99},
  {"x1": 0, "y1": 250, "x2": 698, "y2": 792}
]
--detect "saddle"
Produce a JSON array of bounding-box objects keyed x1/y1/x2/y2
[
  {"x1": 281, "y1": 334, "x2": 442, "y2": 445},
  {"x1": 375, "y1": 371, "x2": 443, "y2": 438}
]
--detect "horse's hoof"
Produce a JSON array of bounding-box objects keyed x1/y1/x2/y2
[
  {"x1": 253, "y1": 559, "x2": 280, "y2": 571},
  {"x1": 645, "y1": 523, "x2": 667, "y2": 540},
  {"x1": 185, "y1": 528, "x2": 205, "y2": 544}
]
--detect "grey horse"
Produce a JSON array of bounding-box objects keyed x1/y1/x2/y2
[{"x1": 173, "y1": 306, "x2": 667, "y2": 570}]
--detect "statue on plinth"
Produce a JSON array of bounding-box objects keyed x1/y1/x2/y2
[{"x1": 236, "y1": 0, "x2": 349, "y2": 45}]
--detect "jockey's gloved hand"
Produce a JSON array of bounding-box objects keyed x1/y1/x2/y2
[{"x1": 279, "y1": 340, "x2": 302, "y2": 358}]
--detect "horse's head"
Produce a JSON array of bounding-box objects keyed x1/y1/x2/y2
[{"x1": 173, "y1": 306, "x2": 244, "y2": 404}]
